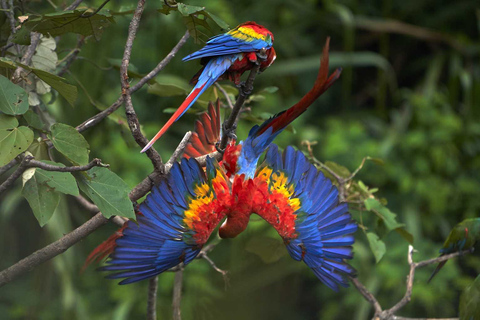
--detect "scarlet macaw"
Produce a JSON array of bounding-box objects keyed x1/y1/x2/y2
[
  {"x1": 141, "y1": 21, "x2": 276, "y2": 153},
  {"x1": 90, "y1": 39, "x2": 357, "y2": 291}
]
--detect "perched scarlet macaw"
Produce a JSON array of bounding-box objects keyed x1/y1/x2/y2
[
  {"x1": 90, "y1": 39, "x2": 357, "y2": 291},
  {"x1": 141, "y1": 21, "x2": 276, "y2": 153}
]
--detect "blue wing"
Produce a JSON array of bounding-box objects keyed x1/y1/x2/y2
[
  {"x1": 261, "y1": 145, "x2": 357, "y2": 291},
  {"x1": 183, "y1": 33, "x2": 271, "y2": 61},
  {"x1": 100, "y1": 157, "x2": 225, "y2": 284}
]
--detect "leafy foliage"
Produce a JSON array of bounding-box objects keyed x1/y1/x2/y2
[
  {"x1": 48, "y1": 123, "x2": 90, "y2": 166},
  {"x1": 77, "y1": 167, "x2": 135, "y2": 220}
]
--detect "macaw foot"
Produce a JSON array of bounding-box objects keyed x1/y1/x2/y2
[
  {"x1": 237, "y1": 81, "x2": 253, "y2": 96},
  {"x1": 215, "y1": 123, "x2": 237, "y2": 153},
  {"x1": 222, "y1": 122, "x2": 237, "y2": 141},
  {"x1": 255, "y1": 49, "x2": 268, "y2": 65}
]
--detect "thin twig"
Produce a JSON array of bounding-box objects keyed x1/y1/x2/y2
[
  {"x1": 1, "y1": 0, "x2": 16, "y2": 34},
  {"x1": 65, "y1": 0, "x2": 84, "y2": 10},
  {"x1": 0, "y1": 158, "x2": 19, "y2": 176},
  {"x1": 351, "y1": 245, "x2": 473, "y2": 320},
  {"x1": 172, "y1": 269, "x2": 183, "y2": 320},
  {"x1": 0, "y1": 148, "x2": 219, "y2": 288},
  {"x1": 27, "y1": 158, "x2": 108, "y2": 172},
  {"x1": 79, "y1": 0, "x2": 110, "y2": 18},
  {"x1": 12, "y1": 32, "x2": 42, "y2": 83},
  {"x1": 0, "y1": 212, "x2": 109, "y2": 287},
  {"x1": 75, "y1": 195, "x2": 126, "y2": 226},
  {"x1": 200, "y1": 252, "x2": 228, "y2": 288},
  {"x1": 57, "y1": 36, "x2": 85, "y2": 77},
  {"x1": 218, "y1": 49, "x2": 267, "y2": 151},
  {"x1": 120, "y1": 0, "x2": 163, "y2": 172},
  {"x1": 0, "y1": 155, "x2": 32, "y2": 194},
  {"x1": 165, "y1": 131, "x2": 192, "y2": 170},
  {"x1": 75, "y1": 32, "x2": 189, "y2": 133},
  {"x1": 147, "y1": 277, "x2": 159, "y2": 320},
  {"x1": 348, "y1": 276, "x2": 382, "y2": 316},
  {"x1": 214, "y1": 83, "x2": 234, "y2": 109}
]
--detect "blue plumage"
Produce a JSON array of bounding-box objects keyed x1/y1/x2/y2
[
  {"x1": 100, "y1": 158, "x2": 209, "y2": 284},
  {"x1": 264, "y1": 145, "x2": 357, "y2": 291}
]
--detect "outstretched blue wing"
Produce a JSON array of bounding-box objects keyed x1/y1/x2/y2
[
  {"x1": 256, "y1": 145, "x2": 357, "y2": 291},
  {"x1": 101, "y1": 157, "x2": 228, "y2": 284}
]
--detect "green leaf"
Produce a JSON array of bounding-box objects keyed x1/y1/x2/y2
[
  {"x1": 0, "y1": 126, "x2": 34, "y2": 166},
  {"x1": 0, "y1": 58, "x2": 78, "y2": 107},
  {"x1": 245, "y1": 236, "x2": 287, "y2": 263},
  {"x1": 203, "y1": 11, "x2": 229, "y2": 30},
  {"x1": 0, "y1": 114, "x2": 19, "y2": 129},
  {"x1": 21, "y1": 10, "x2": 114, "y2": 39},
  {"x1": 324, "y1": 161, "x2": 351, "y2": 179},
  {"x1": 365, "y1": 198, "x2": 405, "y2": 231},
  {"x1": 395, "y1": 227, "x2": 414, "y2": 244},
  {"x1": 49, "y1": 123, "x2": 90, "y2": 165},
  {"x1": 0, "y1": 75, "x2": 29, "y2": 115},
  {"x1": 22, "y1": 174, "x2": 61, "y2": 227},
  {"x1": 28, "y1": 139, "x2": 50, "y2": 160},
  {"x1": 366, "y1": 232, "x2": 386, "y2": 263},
  {"x1": 182, "y1": 14, "x2": 211, "y2": 44},
  {"x1": 19, "y1": 64, "x2": 77, "y2": 106},
  {"x1": 260, "y1": 86, "x2": 279, "y2": 94},
  {"x1": 157, "y1": 4, "x2": 177, "y2": 15},
  {"x1": 12, "y1": 26, "x2": 31, "y2": 45},
  {"x1": 460, "y1": 275, "x2": 480, "y2": 320},
  {"x1": 23, "y1": 110, "x2": 44, "y2": 130},
  {"x1": 147, "y1": 75, "x2": 191, "y2": 97},
  {"x1": 177, "y1": 3, "x2": 205, "y2": 15},
  {"x1": 77, "y1": 167, "x2": 135, "y2": 219},
  {"x1": 35, "y1": 161, "x2": 79, "y2": 196}
]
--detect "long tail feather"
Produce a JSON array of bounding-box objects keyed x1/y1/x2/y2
[
  {"x1": 256, "y1": 37, "x2": 341, "y2": 137},
  {"x1": 427, "y1": 259, "x2": 447, "y2": 283},
  {"x1": 141, "y1": 56, "x2": 237, "y2": 153}
]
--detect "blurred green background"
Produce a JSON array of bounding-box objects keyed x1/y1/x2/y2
[{"x1": 1, "y1": 0, "x2": 480, "y2": 319}]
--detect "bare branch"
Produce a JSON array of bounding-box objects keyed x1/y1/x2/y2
[
  {"x1": 147, "y1": 277, "x2": 159, "y2": 320},
  {"x1": 0, "y1": 158, "x2": 19, "y2": 176},
  {"x1": 28, "y1": 158, "x2": 108, "y2": 172},
  {"x1": 12, "y1": 32, "x2": 42, "y2": 83},
  {"x1": 75, "y1": 195, "x2": 126, "y2": 227},
  {"x1": 218, "y1": 49, "x2": 267, "y2": 151},
  {"x1": 414, "y1": 248, "x2": 473, "y2": 268},
  {"x1": 214, "y1": 83, "x2": 234, "y2": 109},
  {"x1": 348, "y1": 276, "x2": 382, "y2": 316},
  {"x1": 172, "y1": 269, "x2": 183, "y2": 320},
  {"x1": 75, "y1": 29, "x2": 189, "y2": 133},
  {"x1": 57, "y1": 36, "x2": 85, "y2": 77},
  {"x1": 200, "y1": 252, "x2": 228, "y2": 287},
  {"x1": 65, "y1": 0, "x2": 84, "y2": 10},
  {"x1": 0, "y1": 155, "x2": 32, "y2": 194},
  {"x1": 120, "y1": 0, "x2": 163, "y2": 172},
  {"x1": 1, "y1": 0, "x2": 16, "y2": 34},
  {"x1": 0, "y1": 212, "x2": 109, "y2": 288},
  {"x1": 165, "y1": 131, "x2": 192, "y2": 170},
  {"x1": 130, "y1": 31, "x2": 189, "y2": 93}
]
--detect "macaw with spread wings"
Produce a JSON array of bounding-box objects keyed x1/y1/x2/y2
[{"x1": 87, "y1": 38, "x2": 357, "y2": 291}]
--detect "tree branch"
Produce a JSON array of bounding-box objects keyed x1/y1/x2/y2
[
  {"x1": 218, "y1": 49, "x2": 267, "y2": 151},
  {"x1": 214, "y1": 83, "x2": 234, "y2": 109},
  {"x1": 75, "y1": 31, "x2": 189, "y2": 133},
  {"x1": 0, "y1": 212, "x2": 109, "y2": 288},
  {"x1": 12, "y1": 32, "x2": 41, "y2": 83},
  {"x1": 0, "y1": 155, "x2": 32, "y2": 194},
  {"x1": 27, "y1": 158, "x2": 108, "y2": 172},
  {"x1": 147, "y1": 276, "x2": 159, "y2": 320},
  {"x1": 0, "y1": 158, "x2": 19, "y2": 176},
  {"x1": 348, "y1": 276, "x2": 382, "y2": 315},
  {"x1": 350, "y1": 245, "x2": 472, "y2": 320},
  {"x1": 172, "y1": 269, "x2": 183, "y2": 320},
  {"x1": 65, "y1": 0, "x2": 84, "y2": 10},
  {"x1": 120, "y1": 0, "x2": 164, "y2": 172},
  {"x1": 57, "y1": 36, "x2": 85, "y2": 77}
]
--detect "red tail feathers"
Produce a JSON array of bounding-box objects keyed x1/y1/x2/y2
[
  {"x1": 258, "y1": 37, "x2": 341, "y2": 136},
  {"x1": 82, "y1": 224, "x2": 128, "y2": 272},
  {"x1": 184, "y1": 100, "x2": 221, "y2": 159}
]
